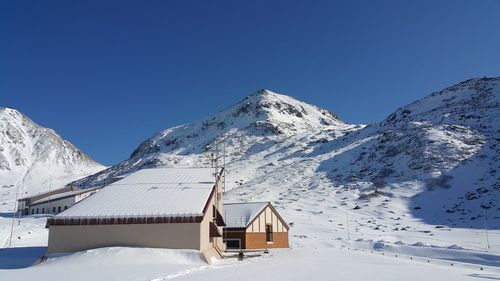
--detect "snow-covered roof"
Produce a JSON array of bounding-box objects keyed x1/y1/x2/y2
[
  {"x1": 223, "y1": 202, "x2": 268, "y2": 228},
  {"x1": 18, "y1": 187, "x2": 71, "y2": 201},
  {"x1": 55, "y1": 168, "x2": 220, "y2": 219},
  {"x1": 31, "y1": 187, "x2": 100, "y2": 206}
]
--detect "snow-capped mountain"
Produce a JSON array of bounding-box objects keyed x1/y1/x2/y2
[
  {"x1": 315, "y1": 77, "x2": 499, "y2": 228},
  {"x1": 2, "y1": 78, "x2": 499, "y2": 272},
  {"x1": 75, "y1": 78, "x2": 499, "y2": 236},
  {"x1": 73, "y1": 89, "x2": 361, "y2": 186},
  {"x1": 0, "y1": 108, "x2": 105, "y2": 211}
]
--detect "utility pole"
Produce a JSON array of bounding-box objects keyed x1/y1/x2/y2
[
  {"x1": 346, "y1": 204, "x2": 350, "y2": 241},
  {"x1": 483, "y1": 209, "x2": 491, "y2": 250},
  {"x1": 47, "y1": 177, "x2": 52, "y2": 214},
  {"x1": 16, "y1": 181, "x2": 24, "y2": 226},
  {"x1": 8, "y1": 183, "x2": 20, "y2": 247}
]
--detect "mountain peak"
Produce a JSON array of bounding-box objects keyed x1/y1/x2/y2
[
  {"x1": 231, "y1": 89, "x2": 343, "y2": 126},
  {"x1": 251, "y1": 88, "x2": 274, "y2": 95},
  {"x1": 74, "y1": 88, "x2": 358, "y2": 187},
  {"x1": 247, "y1": 88, "x2": 282, "y2": 99},
  {"x1": 115, "y1": 89, "x2": 353, "y2": 168},
  {"x1": 243, "y1": 88, "x2": 292, "y2": 103},
  {"x1": 0, "y1": 107, "x2": 23, "y2": 118},
  {"x1": 0, "y1": 108, "x2": 105, "y2": 196}
]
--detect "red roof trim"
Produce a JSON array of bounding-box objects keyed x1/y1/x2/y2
[
  {"x1": 47, "y1": 215, "x2": 204, "y2": 226},
  {"x1": 202, "y1": 187, "x2": 216, "y2": 215}
]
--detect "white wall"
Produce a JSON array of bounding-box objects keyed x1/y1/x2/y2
[
  {"x1": 29, "y1": 196, "x2": 75, "y2": 215},
  {"x1": 247, "y1": 206, "x2": 288, "y2": 233},
  {"x1": 28, "y1": 190, "x2": 98, "y2": 215}
]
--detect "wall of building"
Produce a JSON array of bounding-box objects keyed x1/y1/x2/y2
[
  {"x1": 246, "y1": 206, "x2": 288, "y2": 233},
  {"x1": 199, "y1": 189, "x2": 224, "y2": 253},
  {"x1": 18, "y1": 186, "x2": 74, "y2": 214},
  {"x1": 28, "y1": 190, "x2": 98, "y2": 215},
  {"x1": 245, "y1": 232, "x2": 289, "y2": 249},
  {"x1": 75, "y1": 191, "x2": 96, "y2": 203},
  {"x1": 48, "y1": 222, "x2": 202, "y2": 253},
  {"x1": 244, "y1": 205, "x2": 289, "y2": 249},
  {"x1": 48, "y1": 171, "x2": 226, "y2": 255},
  {"x1": 223, "y1": 230, "x2": 246, "y2": 249},
  {"x1": 29, "y1": 196, "x2": 75, "y2": 215}
]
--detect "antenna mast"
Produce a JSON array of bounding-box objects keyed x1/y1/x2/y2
[
  {"x1": 214, "y1": 138, "x2": 219, "y2": 210},
  {"x1": 223, "y1": 139, "x2": 226, "y2": 192}
]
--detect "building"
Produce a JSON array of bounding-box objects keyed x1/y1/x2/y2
[
  {"x1": 46, "y1": 167, "x2": 226, "y2": 262},
  {"x1": 223, "y1": 202, "x2": 289, "y2": 250},
  {"x1": 27, "y1": 187, "x2": 100, "y2": 215},
  {"x1": 17, "y1": 186, "x2": 99, "y2": 215}
]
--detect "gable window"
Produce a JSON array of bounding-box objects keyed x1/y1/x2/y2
[{"x1": 266, "y1": 224, "x2": 273, "y2": 242}]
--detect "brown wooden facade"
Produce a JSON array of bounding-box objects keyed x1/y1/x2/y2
[{"x1": 224, "y1": 203, "x2": 289, "y2": 250}]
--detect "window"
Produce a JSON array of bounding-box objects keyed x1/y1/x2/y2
[
  {"x1": 36, "y1": 208, "x2": 39, "y2": 214},
  {"x1": 31, "y1": 209, "x2": 34, "y2": 214},
  {"x1": 53, "y1": 207, "x2": 56, "y2": 213},
  {"x1": 225, "y1": 239, "x2": 241, "y2": 249},
  {"x1": 58, "y1": 206, "x2": 61, "y2": 213},
  {"x1": 266, "y1": 224, "x2": 273, "y2": 242},
  {"x1": 42, "y1": 208, "x2": 44, "y2": 213},
  {"x1": 64, "y1": 206, "x2": 68, "y2": 210}
]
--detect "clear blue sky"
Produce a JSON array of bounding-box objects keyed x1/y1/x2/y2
[{"x1": 1, "y1": 0, "x2": 499, "y2": 165}]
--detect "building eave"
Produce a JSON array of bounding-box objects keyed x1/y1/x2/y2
[{"x1": 47, "y1": 215, "x2": 205, "y2": 227}]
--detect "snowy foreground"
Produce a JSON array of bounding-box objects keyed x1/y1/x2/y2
[
  {"x1": 1, "y1": 79, "x2": 499, "y2": 280},
  {"x1": 1, "y1": 213, "x2": 499, "y2": 281},
  {"x1": 0, "y1": 246, "x2": 499, "y2": 281}
]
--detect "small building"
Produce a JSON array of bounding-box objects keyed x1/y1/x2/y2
[
  {"x1": 27, "y1": 187, "x2": 100, "y2": 215},
  {"x1": 46, "y1": 167, "x2": 226, "y2": 262},
  {"x1": 223, "y1": 202, "x2": 289, "y2": 250},
  {"x1": 17, "y1": 186, "x2": 99, "y2": 215}
]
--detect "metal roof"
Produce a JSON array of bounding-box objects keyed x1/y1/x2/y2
[
  {"x1": 223, "y1": 202, "x2": 268, "y2": 228},
  {"x1": 31, "y1": 187, "x2": 100, "y2": 206},
  {"x1": 55, "y1": 167, "x2": 220, "y2": 219}
]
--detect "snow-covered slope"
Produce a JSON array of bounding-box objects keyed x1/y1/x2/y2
[
  {"x1": 1, "y1": 78, "x2": 500, "y2": 280},
  {"x1": 0, "y1": 108, "x2": 105, "y2": 211},
  {"x1": 72, "y1": 78, "x2": 499, "y2": 252},
  {"x1": 314, "y1": 77, "x2": 500, "y2": 229},
  {"x1": 73, "y1": 89, "x2": 360, "y2": 187}
]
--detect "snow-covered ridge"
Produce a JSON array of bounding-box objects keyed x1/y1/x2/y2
[
  {"x1": 0, "y1": 107, "x2": 105, "y2": 211},
  {"x1": 2, "y1": 79, "x2": 500, "y2": 281},
  {"x1": 74, "y1": 89, "x2": 358, "y2": 187},
  {"x1": 130, "y1": 89, "x2": 345, "y2": 157},
  {"x1": 75, "y1": 78, "x2": 499, "y2": 233}
]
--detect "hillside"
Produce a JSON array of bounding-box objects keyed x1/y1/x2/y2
[
  {"x1": 72, "y1": 89, "x2": 361, "y2": 187},
  {"x1": 1, "y1": 78, "x2": 499, "y2": 280},
  {"x1": 0, "y1": 108, "x2": 105, "y2": 212},
  {"x1": 70, "y1": 78, "x2": 499, "y2": 254},
  {"x1": 315, "y1": 77, "x2": 500, "y2": 229}
]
